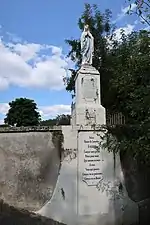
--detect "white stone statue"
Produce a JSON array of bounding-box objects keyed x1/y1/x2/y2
[{"x1": 80, "y1": 24, "x2": 94, "y2": 65}]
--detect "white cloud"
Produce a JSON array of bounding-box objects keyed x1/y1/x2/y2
[
  {"x1": 107, "y1": 24, "x2": 135, "y2": 48},
  {"x1": 0, "y1": 103, "x2": 9, "y2": 115},
  {"x1": 0, "y1": 119, "x2": 4, "y2": 124},
  {"x1": 0, "y1": 103, "x2": 9, "y2": 124},
  {"x1": 0, "y1": 34, "x2": 73, "y2": 91},
  {"x1": 51, "y1": 46, "x2": 62, "y2": 56},
  {"x1": 114, "y1": 3, "x2": 137, "y2": 22},
  {"x1": 39, "y1": 105, "x2": 71, "y2": 118},
  {"x1": 122, "y1": 3, "x2": 136, "y2": 14},
  {"x1": 114, "y1": 24, "x2": 135, "y2": 40},
  {"x1": 7, "y1": 43, "x2": 43, "y2": 61},
  {"x1": 6, "y1": 32, "x2": 22, "y2": 43}
]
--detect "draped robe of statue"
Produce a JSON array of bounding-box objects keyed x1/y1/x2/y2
[{"x1": 80, "y1": 24, "x2": 94, "y2": 65}]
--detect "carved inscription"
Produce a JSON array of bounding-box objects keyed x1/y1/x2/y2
[
  {"x1": 82, "y1": 76, "x2": 97, "y2": 100},
  {"x1": 80, "y1": 132, "x2": 104, "y2": 186}
]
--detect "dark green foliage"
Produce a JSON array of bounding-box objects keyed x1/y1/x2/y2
[
  {"x1": 40, "y1": 119, "x2": 57, "y2": 126},
  {"x1": 55, "y1": 114, "x2": 70, "y2": 125},
  {"x1": 0, "y1": 124, "x2": 10, "y2": 128},
  {"x1": 109, "y1": 30, "x2": 150, "y2": 124},
  {"x1": 4, "y1": 98, "x2": 41, "y2": 127},
  {"x1": 65, "y1": 69, "x2": 76, "y2": 94},
  {"x1": 103, "y1": 29, "x2": 150, "y2": 164},
  {"x1": 40, "y1": 114, "x2": 70, "y2": 126},
  {"x1": 104, "y1": 123, "x2": 150, "y2": 165}
]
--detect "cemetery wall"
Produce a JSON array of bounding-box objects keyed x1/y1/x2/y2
[
  {"x1": 0, "y1": 125, "x2": 149, "y2": 224},
  {"x1": 0, "y1": 127, "x2": 63, "y2": 211}
]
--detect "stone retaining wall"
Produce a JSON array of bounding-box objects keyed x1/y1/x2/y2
[
  {"x1": 0, "y1": 200, "x2": 65, "y2": 225},
  {"x1": 0, "y1": 127, "x2": 63, "y2": 211}
]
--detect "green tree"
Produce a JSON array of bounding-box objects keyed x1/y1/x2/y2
[
  {"x1": 0, "y1": 124, "x2": 10, "y2": 128},
  {"x1": 41, "y1": 114, "x2": 70, "y2": 126},
  {"x1": 64, "y1": 3, "x2": 116, "y2": 109},
  {"x1": 4, "y1": 98, "x2": 41, "y2": 127},
  {"x1": 55, "y1": 114, "x2": 70, "y2": 125},
  {"x1": 126, "y1": 0, "x2": 150, "y2": 26},
  {"x1": 105, "y1": 29, "x2": 150, "y2": 164},
  {"x1": 40, "y1": 118, "x2": 57, "y2": 126},
  {"x1": 109, "y1": 30, "x2": 150, "y2": 124}
]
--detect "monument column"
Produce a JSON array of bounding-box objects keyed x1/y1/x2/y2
[
  {"x1": 36, "y1": 24, "x2": 139, "y2": 225},
  {"x1": 72, "y1": 24, "x2": 105, "y2": 127}
]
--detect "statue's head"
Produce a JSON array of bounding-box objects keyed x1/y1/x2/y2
[{"x1": 84, "y1": 24, "x2": 89, "y2": 31}]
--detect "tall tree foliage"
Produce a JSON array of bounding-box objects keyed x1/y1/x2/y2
[
  {"x1": 40, "y1": 114, "x2": 70, "y2": 126},
  {"x1": 109, "y1": 30, "x2": 150, "y2": 124},
  {"x1": 64, "y1": 4, "x2": 116, "y2": 109},
  {"x1": 55, "y1": 114, "x2": 71, "y2": 125},
  {"x1": 127, "y1": 0, "x2": 150, "y2": 26},
  {"x1": 4, "y1": 98, "x2": 41, "y2": 127},
  {"x1": 40, "y1": 118, "x2": 57, "y2": 126},
  {"x1": 105, "y1": 29, "x2": 150, "y2": 164}
]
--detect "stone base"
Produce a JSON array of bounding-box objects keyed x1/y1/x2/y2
[
  {"x1": 35, "y1": 127, "x2": 139, "y2": 225},
  {"x1": 35, "y1": 63, "x2": 138, "y2": 224}
]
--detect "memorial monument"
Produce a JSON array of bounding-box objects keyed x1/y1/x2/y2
[{"x1": 36, "y1": 25, "x2": 138, "y2": 225}]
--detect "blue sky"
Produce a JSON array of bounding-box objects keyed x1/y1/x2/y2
[{"x1": 0, "y1": 0, "x2": 147, "y2": 123}]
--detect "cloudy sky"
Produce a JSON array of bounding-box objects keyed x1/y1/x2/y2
[{"x1": 0, "y1": 0, "x2": 147, "y2": 124}]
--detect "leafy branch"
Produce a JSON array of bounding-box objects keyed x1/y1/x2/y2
[{"x1": 127, "y1": 0, "x2": 150, "y2": 26}]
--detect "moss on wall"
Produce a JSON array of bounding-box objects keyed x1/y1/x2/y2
[{"x1": 52, "y1": 130, "x2": 64, "y2": 161}]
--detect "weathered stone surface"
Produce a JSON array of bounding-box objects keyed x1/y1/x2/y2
[
  {"x1": 37, "y1": 128, "x2": 139, "y2": 225},
  {"x1": 82, "y1": 76, "x2": 98, "y2": 100},
  {"x1": 0, "y1": 125, "x2": 62, "y2": 133},
  {"x1": 72, "y1": 65, "x2": 105, "y2": 126},
  {"x1": 0, "y1": 131, "x2": 61, "y2": 211}
]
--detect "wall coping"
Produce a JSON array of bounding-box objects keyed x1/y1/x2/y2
[{"x1": 0, "y1": 126, "x2": 62, "y2": 133}]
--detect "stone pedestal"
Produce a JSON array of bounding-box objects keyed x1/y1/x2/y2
[
  {"x1": 36, "y1": 64, "x2": 139, "y2": 225},
  {"x1": 72, "y1": 65, "x2": 105, "y2": 126},
  {"x1": 36, "y1": 128, "x2": 116, "y2": 225}
]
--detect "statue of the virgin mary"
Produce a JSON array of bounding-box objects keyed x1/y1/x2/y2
[{"x1": 80, "y1": 24, "x2": 94, "y2": 65}]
